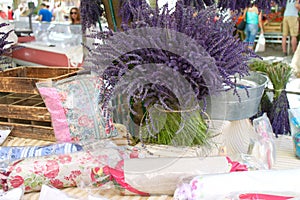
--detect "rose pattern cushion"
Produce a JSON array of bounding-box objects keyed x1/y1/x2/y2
[
  {"x1": 36, "y1": 73, "x2": 118, "y2": 142},
  {"x1": 1, "y1": 147, "x2": 123, "y2": 192}
]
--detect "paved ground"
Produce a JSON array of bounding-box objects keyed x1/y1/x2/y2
[{"x1": 256, "y1": 43, "x2": 293, "y2": 62}]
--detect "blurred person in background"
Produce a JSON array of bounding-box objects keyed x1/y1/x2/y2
[
  {"x1": 282, "y1": 0, "x2": 300, "y2": 56},
  {"x1": 13, "y1": 5, "x2": 25, "y2": 21},
  {"x1": 53, "y1": 2, "x2": 66, "y2": 22},
  {"x1": 243, "y1": 1, "x2": 264, "y2": 50},
  {"x1": 37, "y1": 3, "x2": 52, "y2": 22},
  {"x1": 7, "y1": 6, "x2": 13, "y2": 20},
  {"x1": 69, "y1": 7, "x2": 80, "y2": 24}
]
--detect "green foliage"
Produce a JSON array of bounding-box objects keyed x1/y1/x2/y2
[
  {"x1": 249, "y1": 59, "x2": 292, "y2": 99},
  {"x1": 137, "y1": 107, "x2": 211, "y2": 147}
]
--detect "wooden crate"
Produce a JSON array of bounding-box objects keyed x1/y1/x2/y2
[
  {"x1": 0, "y1": 66, "x2": 81, "y2": 94},
  {"x1": 264, "y1": 22, "x2": 282, "y2": 33},
  {"x1": 0, "y1": 93, "x2": 55, "y2": 141},
  {"x1": 0, "y1": 66, "x2": 83, "y2": 141}
]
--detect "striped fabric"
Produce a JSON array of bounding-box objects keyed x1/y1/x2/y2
[
  {"x1": 2, "y1": 135, "x2": 300, "y2": 200},
  {"x1": 0, "y1": 143, "x2": 83, "y2": 169}
]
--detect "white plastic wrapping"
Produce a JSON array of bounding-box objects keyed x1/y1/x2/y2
[
  {"x1": 0, "y1": 126, "x2": 12, "y2": 146},
  {"x1": 0, "y1": 187, "x2": 24, "y2": 200},
  {"x1": 174, "y1": 168, "x2": 300, "y2": 200},
  {"x1": 250, "y1": 113, "x2": 276, "y2": 169},
  {"x1": 124, "y1": 156, "x2": 231, "y2": 195},
  {"x1": 255, "y1": 33, "x2": 265, "y2": 53}
]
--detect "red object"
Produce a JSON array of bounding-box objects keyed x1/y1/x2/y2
[
  {"x1": 0, "y1": 11, "x2": 7, "y2": 20},
  {"x1": 239, "y1": 193, "x2": 294, "y2": 200},
  {"x1": 226, "y1": 157, "x2": 248, "y2": 172},
  {"x1": 236, "y1": 16, "x2": 244, "y2": 25},
  {"x1": 103, "y1": 166, "x2": 150, "y2": 196},
  {"x1": 12, "y1": 47, "x2": 71, "y2": 67},
  {"x1": 12, "y1": 45, "x2": 82, "y2": 67},
  {"x1": 18, "y1": 36, "x2": 36, "y2": 43},
  {"x1": 8, "y1": 10, "x2": 13, "y2": 20}
]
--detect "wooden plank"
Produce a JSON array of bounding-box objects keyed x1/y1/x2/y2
[
  {"x1": 0, "y1": 67, "x2": 82, "y2": 94},
  {"x1": 264, "y1": 23, "x2": 281, "y2": 33},
  {"x1": 0, "y1": 66, "x2": 24, "y2": 77},
  {"x1": 0, "y1": 121, "x2": 55, "y2": 141},
  {"x1": 0, "y1": 77, "x2": 45, "y2": 94},
  {"x1": 0, "y1": 104, "x2": 51, "y2": 121},
  {"x1": 22, "y1": 66, "x2": 80, "y2": 79}
]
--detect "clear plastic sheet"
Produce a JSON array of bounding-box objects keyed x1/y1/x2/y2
[
  {"x1": 0, "y1": 140, "x2": 150, "y2": 196},
  {"x1": 0, "y1": 140, "x2": 122, "y2": 193},
  {"x1": 31, "y1": 22, "x2": 82, "y2": 47},
  {"x1": 39, "y1": 185, "x2": 109, "y2": 200},
  {"x1": 122, "y1": 156, "x2": 231, "y2": 195},
  {"x1": 174, "y1": 168, "x2": 300, "y2": 200},
  {"x1": 0, "y1": 187, "x2": 24, "y2": 200},
  {"x1": 0, "y1": 126, "x2": 12, "y2": 146},
  {"x1": 288, "y1": 108, "x2": 300, "y2": 158},
  {"x1": 250, "y1": 113, "x2": 276, "y2": 169},
  {"x1": 227, "y1": 192, "x2": 299, "y2": 200},
  {"x1": 289, "y1": 108, "x2": 300, "y2": 136},
  {"x1": 36, "y1": 72, "x2": 118, "y2": 142}
]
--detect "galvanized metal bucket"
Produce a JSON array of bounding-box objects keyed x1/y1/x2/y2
[{"x1": 206, "y1": 72, "x2": 268, "y2": 121}]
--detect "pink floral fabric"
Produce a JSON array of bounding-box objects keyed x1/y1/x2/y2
[
  {"x1": 36, "y1": 74, "x2": 118, "y2": 142},
  {"x1": 1, "y1": 148, "x2": 122, "y2": 192},
  {"x1": 38, "y1": 88, "x2": 71, "y2": 142}
]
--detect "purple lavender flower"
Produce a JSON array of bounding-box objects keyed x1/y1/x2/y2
[
  {"x1": 80, "y1": 0, "x2": 104, "y2": 32},
  {"x1": 118, "y1": 0, "x2": 148, "y2": 24},
  {"x1": 84, "y1": 2, "x2": 258, "y2": 110},
  {"x1": 83, "y1": 1, "x2": 265, "y2": 146}
]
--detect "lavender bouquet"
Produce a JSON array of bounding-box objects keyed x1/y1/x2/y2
[
  {"x1": 83, "y1": 1, "x2": 258, "y2": 146},
  {"x1": 0, "y1": 22, "x2": 17, "y2": 69},
  {"x1": 249, "y1": 60, "x2": 292, "y2": 137}
]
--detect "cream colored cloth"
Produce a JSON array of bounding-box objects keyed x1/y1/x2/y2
[{"x1": 291, "y1": 41, "x2": 300, "y2": 74}]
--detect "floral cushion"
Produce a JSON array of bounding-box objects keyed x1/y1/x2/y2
[
  {"x1": 1, "y1": 146, "x2": 123, "y2": 192},
  {"x1": 36, "y1": 73, "x2": 118, "y2": 142}
]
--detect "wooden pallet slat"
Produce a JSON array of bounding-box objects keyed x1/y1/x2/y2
[
  {"x1": 0, "y1": 66, "x2": 82, "y2": 94},
  {"x1": 0, "y1": 121, "x2": 55, "y2": 141},
  {"x1": 0, "y1": 104, "x2": 51, "y2": 122}
]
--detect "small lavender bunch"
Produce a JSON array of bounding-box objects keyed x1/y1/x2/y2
[
  {"x1": 118, "y1": 0, "x2": 148, "y2": 24},
  {"x1": 80, "y1": 0, "x2": 104, "y2": 32},
  {"x1": 250, "y1": 60, "x2": 292, "y2": 137},
  {"x1": 270, "y1": 90, "x2": 290, "y2": 137}
]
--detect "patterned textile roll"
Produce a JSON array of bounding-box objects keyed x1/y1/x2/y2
[{"x1": 0, "y1": 143, "x2": 83, "y2": 170}]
